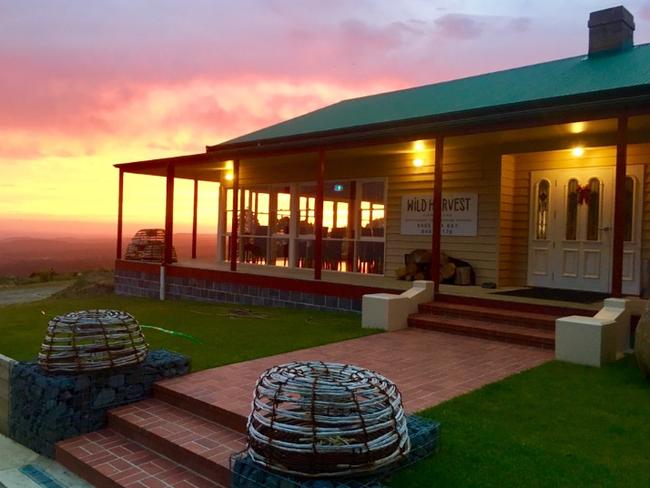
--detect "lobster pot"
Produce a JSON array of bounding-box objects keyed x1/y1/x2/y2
[
  {"x1": 125, "y1": 228, "x2": 177, "y2": 262},
  {"x1": 38, "y1": 310, "x2": 148, "y2": 373},
  {"x1": 247, "y1": 362, "x2": 411, "y2": 478}
]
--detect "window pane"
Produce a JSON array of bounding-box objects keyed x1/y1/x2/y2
[
  {"x1": 323, "y1": 240, "x2": 354, "y2": 271},
  {"x1": 356, "y1": 241, "x2": 384, "y2": 274},
  {"x1": 269, "y1": 238, "x2": 289, "y2": 267},
  {"x1": 296, "y1": 239, "x2": 314, "y2": 269},
  {"x1": 298, "y1": 183, "x2": 317, "y2": 235},
  {"x1": 360, "y1": 181, "x2": 385, "y2": 238},
  {"x1": 625, "y1": 176, "x2": 634, "y2": 242},
  {"x1": 566, "y1": 179, "x2": 578, "y2": 241},
  {"x1": 242, "y1": 237, "x2": 267, "y2": 264},
  {"x1": 241, "y1": 189, "x2": 269, "y2": 237},
  {"x1": 536, "y1": 180, "x2": 550, "y2": 240},
  {"x1": 271, "y1": 187, "x2": 291, "y2": 235},
  {"x1": 586, "y1": 178, "x2": 600, "y2": 241}
]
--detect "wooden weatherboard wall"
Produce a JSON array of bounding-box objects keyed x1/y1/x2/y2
[
  {"x1": 234, "y1": 144, "x2": 501, "y2": 286},
  {"x1": 383, "y1": 147, "x2": 500, "y2": 285}
]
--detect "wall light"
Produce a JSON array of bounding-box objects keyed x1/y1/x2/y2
[
  {"x1": 225, "y1": 172, "x2": 234, "y2": 181},
  {"x1": 412, "y1": 158, "x2": 424, "y2": 167},
  {"x1": 569, "y1": 122, "x2": 586, "y2": 134},
  {"x1": 225, "y1": 160, "x2": 234, "y2": 170},
  {"x1": 413, "y1": 140, "x2": 425, "y2": 152},
  {"x1": 571, "y1": 146, "x2": 585, "y2": 157}
]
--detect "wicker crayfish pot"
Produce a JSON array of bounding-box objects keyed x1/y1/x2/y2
[
  {"x1": 247, "y1": 361, "x2": 411, "y2": 478},
  {"x1": 38, "y1": 310, "x2": 148, "y2": 373},
  {"x1": 125, "y1": 228, "x2": 177, "y2": 262}
]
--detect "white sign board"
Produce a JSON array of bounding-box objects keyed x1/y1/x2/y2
[{"x1": 400, "y1": 193, "x2": 478, "y2": 236}]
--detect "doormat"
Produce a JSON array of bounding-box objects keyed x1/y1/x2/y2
[{"x1": 492, "y1": 287, "x2": 608, "y2": 304}]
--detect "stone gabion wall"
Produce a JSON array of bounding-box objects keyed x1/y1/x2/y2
[
  {"x1": 0, "y1": 353, "x2": 17, "y2": 436},
  {"x1": 115, "y1": 267, "x2": 362, "y2": 313},
  {"x1": 9, "y1": 349, "x2": 189, "y2": 458}
]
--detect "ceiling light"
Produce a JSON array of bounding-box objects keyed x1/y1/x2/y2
[
  {"x1": 569, "y1": 122, "x2": 586, "y2": 134},
  {"x1": 571, "y1": 146, "x2": 585, "y2": 157},
  {"x1": 413, "y1": 140, "x2": 425, "y2": 152}
]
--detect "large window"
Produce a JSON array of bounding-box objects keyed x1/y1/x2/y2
[{"x1": 222, "y1": 179, "x2": 385, "y2": 275}]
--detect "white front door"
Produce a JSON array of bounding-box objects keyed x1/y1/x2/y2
[
  {"x1": 529, "y1": 168, "x2": 612, "y2": 292},
  {"x1": 528, "y1": 166, "x2": 643, "y2": 294}
]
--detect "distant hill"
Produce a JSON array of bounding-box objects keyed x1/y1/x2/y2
[{"x1": 0, "y1": 233, "x2": 218, "y2": 277}]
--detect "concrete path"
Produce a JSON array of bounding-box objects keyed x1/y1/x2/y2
[
  {"x1": 0, "y1": 434, "x2": 90, "y2": 488},
  {"x1": 0, "y1": 281, "x2": 73, "y2": 306}
]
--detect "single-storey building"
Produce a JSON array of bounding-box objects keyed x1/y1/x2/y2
[{"x1": 114, "y1": 6, "x2": 650, "y2": 313}]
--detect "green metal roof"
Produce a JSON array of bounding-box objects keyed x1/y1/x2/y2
[{"x1": 225, "y1": 44, "x2": 650, "y2": 145}]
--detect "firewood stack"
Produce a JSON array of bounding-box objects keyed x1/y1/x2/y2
[
  {"x1": 396, "y1": 250, "x2": 475, "y2": 285},
  {"x1": 396, "y1": 249, "x2": 432, "y2": 281}
]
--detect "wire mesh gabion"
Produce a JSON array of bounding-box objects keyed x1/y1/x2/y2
[
  {"x1": 247, "y1": 361, "x2": 411, "y2": 478},
  {"x1": 38, "y1": 310, "x2": 148, "y2": 373},
  {"x1": 125, "y1": 228, "x2": 177, "y2": 262}
]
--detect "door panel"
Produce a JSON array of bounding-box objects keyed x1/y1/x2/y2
[
  {"x1": 528, "y1": 165, "x2": 643, "y2": 295},
  {"x1": 528, "y1": 168, "x2": 609, "y2": 292}
]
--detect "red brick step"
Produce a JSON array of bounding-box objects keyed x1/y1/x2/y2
[
  {"x1": 56, "y1": 428, "x2": 224, "y2": 488},
  {"x1": 433, "y1": 293, "x2": 596, "y2": 317},
  {"x1": 409, "y1": 314, "x2": 555, "y2": 349},
  {"x1": 108, "y1": 398, "x2": 247, "y2": 487},
  {"x1": 153, "y1": 383, "x2": 249, "y2": 434},
  {"x1": 418, "y1": 301, "x2": 561, "y2": 330}
]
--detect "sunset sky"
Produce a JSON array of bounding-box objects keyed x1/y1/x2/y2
[{"x1": 3, "y1": 0, "x2": 650, "y2": 238}]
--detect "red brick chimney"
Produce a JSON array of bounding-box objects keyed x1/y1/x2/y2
[{"x1": 588, "y1": 6, "x2": 635, "y2": 56}]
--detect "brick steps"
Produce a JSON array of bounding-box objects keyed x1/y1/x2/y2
[
  {"x1": 56, "y1": 428, "x2": 225, "y2": 488},
  {"x1": 409, "y1": 314, "x2": 555, "y2": 349},
  {"x1": 433, "y1": 293, "x2": 595, "y2": 317},
  {"x1": 409, "y1": 295, "x2": 594, "y2": 349},
  {"x1": 56, "y1": 395, "x2": 247, "y2": 487},
  {"x1": 153, "y1": 383, "x2": 248, "y2": 434},
  {"x1": 418, "y1": 301, "x2": 558, "y2": 330},
  {"x1": 108, "y1": 398, "x2": 246, "y2": 486}
]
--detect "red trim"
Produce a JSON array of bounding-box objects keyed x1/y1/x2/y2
[
  {"x1": 191, "y1": 179, "x2": 198, "y2": 259},
  {"x1": 164, "y1": 164, "x2": 175, "y2": 265},
  {"x1": 115, "y1": 260, "x2": 401, "y2": 300},
  {"x1": 116, "y1": 169, "x2": 124, "y2": 260},
  {"x1": 431, "y1": 137, "x2": 444, "y2": 293},
  {"x1": 611, "y1": 115, "x2": 628, "y2": 297},
  {"x1": 230, "y1": 160, "x2": 240, "y2": 271},
  {"x1": 314, "y1": 151, "x2": 325, "y2": 280}
]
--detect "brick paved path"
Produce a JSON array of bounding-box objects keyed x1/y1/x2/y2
[{"x1": 158, "y1": 328, "x2": 552, "y2": 415}]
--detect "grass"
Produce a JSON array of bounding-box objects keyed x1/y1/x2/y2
[
  {"x1": 0, "y1": 294, "x2": 377, "y2": 371},
  {"x1": 388, "y1": 356, "x2": 650, "y2": 488}
]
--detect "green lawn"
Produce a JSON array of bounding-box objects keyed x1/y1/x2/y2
[
  {"x1": 389, "y1": 356, "x2": 650, "y2": 488},
  {"x1": 0, "y1": 295, "x2": 377, "y2": 371}
]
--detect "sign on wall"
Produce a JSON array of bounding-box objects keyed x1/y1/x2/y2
[{"x1": 400, "y1": 193, "x2": 478, "y2": 236}]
